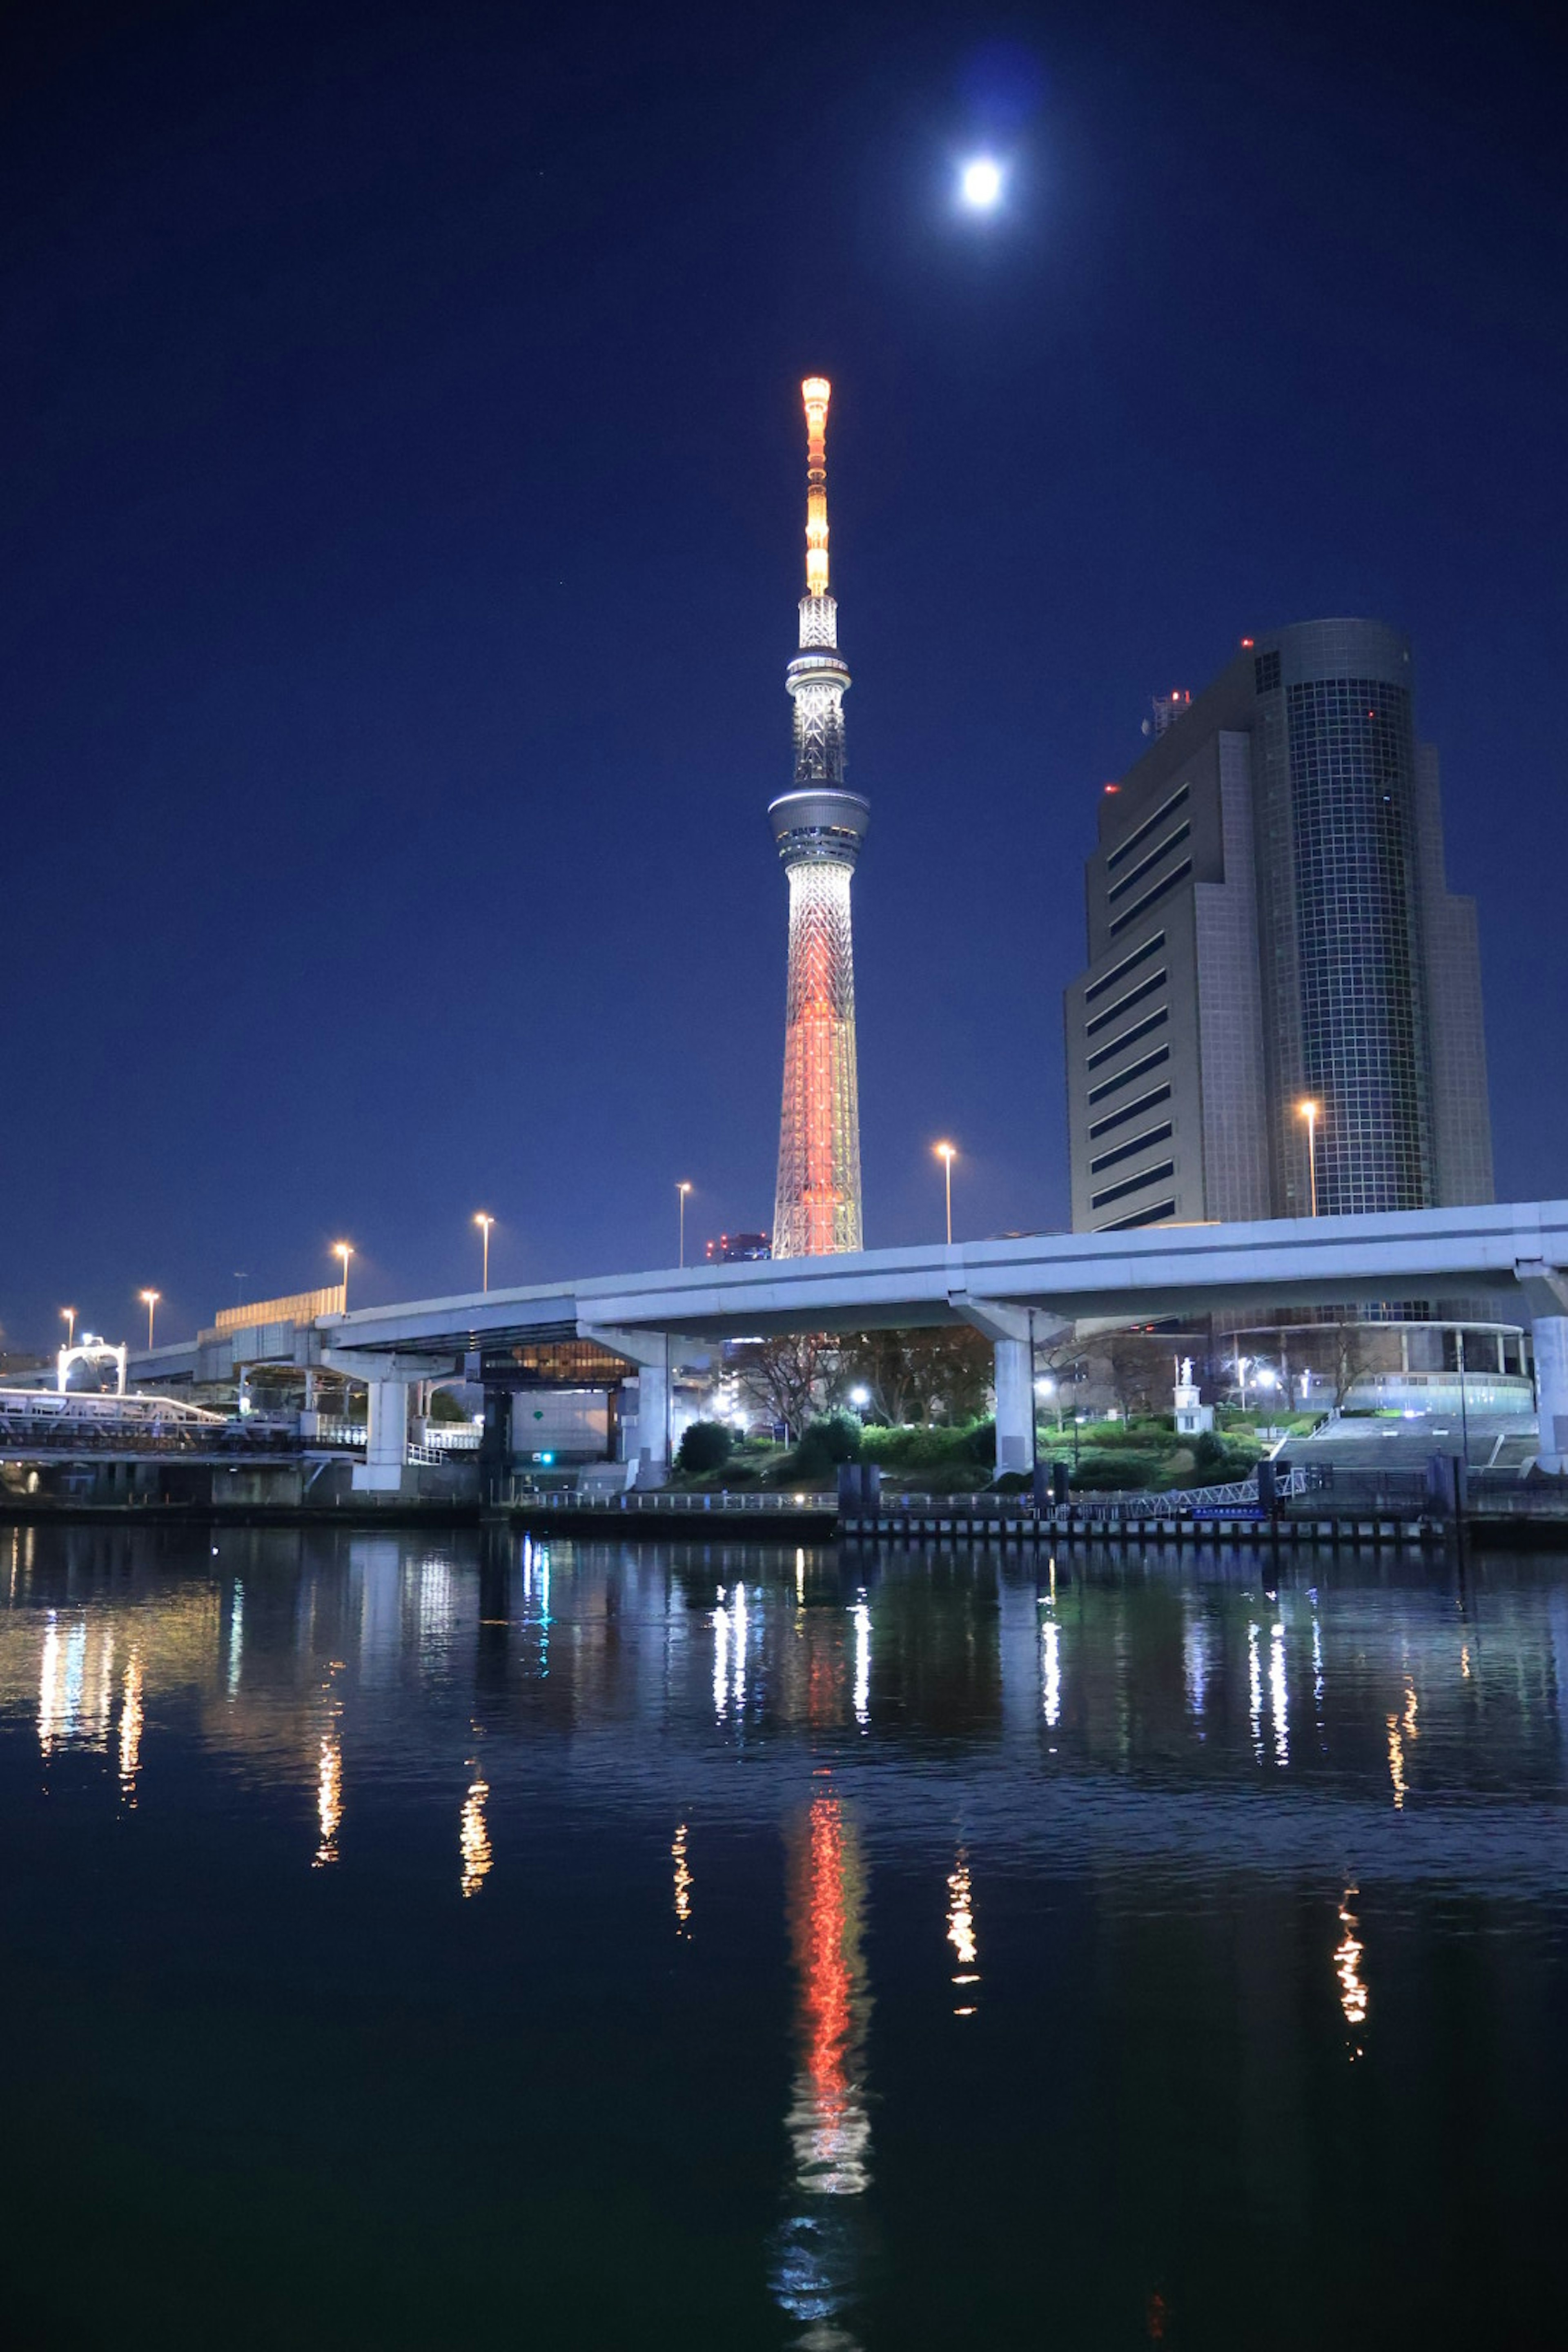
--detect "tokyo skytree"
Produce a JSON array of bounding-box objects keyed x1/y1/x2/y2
[{"x1": 768, "y1": 377, "x2": 870, "y2": 1258}]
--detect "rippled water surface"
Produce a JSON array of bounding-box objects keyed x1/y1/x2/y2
[{"x1": 4, "y1": 1521, "x2": 1568, "y2": 2349}]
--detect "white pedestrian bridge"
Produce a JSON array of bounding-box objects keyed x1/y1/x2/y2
[{"x1": 131, "y1": 1199, "x2": 1564, "y2": 1490}]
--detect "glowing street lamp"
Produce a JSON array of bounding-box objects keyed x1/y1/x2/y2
[
  {"x1": 474, "y1": 1213, "x2": 494, "y2": 1294},
  {"x1": 1297, "y1": 1099, "x2": 1320, "y2": 1218},
  {"x1": 934, "y1": 1142, "x2": 957, "y2": 1246},
  {"x1": 677, "y1": 1182, "x2": 693, "y2": 1269},
  {"x1": 61, "y1": 1307, "x2": 76, "y2": 1349},
  {"x1": 332, "y1": 1242, "x2": 354, "y2": 1312},
  {"x1": 139, "y1": 1290, "x2": 160, "y2": 1350}
]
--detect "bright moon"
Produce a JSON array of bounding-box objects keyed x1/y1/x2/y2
[{"x1": 960, "y1": 157, "x2": 1003, "y2": 209}]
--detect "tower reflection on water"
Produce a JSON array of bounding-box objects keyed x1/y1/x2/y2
[{"x1": 773, "y1": 1777, "x2": 873, "y2": 2349}]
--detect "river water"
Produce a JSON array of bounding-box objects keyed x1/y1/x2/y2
[{"x1": 3, "y1": 1521, "x2": 1567, "y2": 2349}]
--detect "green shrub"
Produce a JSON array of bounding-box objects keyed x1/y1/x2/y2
[
  {"x1": 1189, "y1": 1430, "x2": 1254, "y2": 1484},
  {"x1": 676, "y1": 1419, "x2": 733, "y2": 1475},
  {"x1": 792, "y1": 1415, "x2": 862, "y2": 1478},
  {"x1": 861, "y1": 1421, "x2": 992, "y2": 1470},
  {"x1": 1071, "y1": 1448, "x2": 1165, "y2": 1492}
]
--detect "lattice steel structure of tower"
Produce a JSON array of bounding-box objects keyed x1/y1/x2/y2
[{"x1": 768, "y1": 377, "x2": 870, "y2": 1259}]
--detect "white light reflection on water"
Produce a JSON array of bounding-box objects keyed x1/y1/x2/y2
[
  {"x1": 1183, "y1": 1614, "x2": 1207, "y2": 1728},
  {"x1": 37, "y1": 1616, "x2": 61, "y2": 1755},
  {"x1": 460, "y1": 1764, "x2": 492, "y2": 1898},
  {"x1": 1247, "y1": 1621, "x2": 1263, "y2": 1763},
  {"x1": 314, "y1": 1666, "x2": 345, "y2": 1868},
  {"x1": 315, "y1": 1731, "x2": 343, "y2": 1865},
  {"x1": 713, "y1": 1590, "x2": 730, "y2": 1721},
  {"x1": 118, "y1": 1653, "x2": 143, "y2": 1806},
  {"x1": 733, "y1": 1582, "x2": 748, "y2": 1713},
  {"x1": 521, "y1": 1539, "x2": 551, "y2": 1678},
  {"x1": 851, "y1": 1595, "x2": 870, "y2": 1729},
  {"x1": 1041, "y1": 1617, "x2": 1061, "y2": 1729},
  {"x1": 37, "y1": 1614, "x2": 113, "y2": 1757},
  {"x1": 227, "y1": 1582, "x2": 244, "y2": 1700},
  {"x1": 1270, "y1": 1621, "x2": 1289, "y2": 1767},
  {"x1": 947, "y1": 1851, "x2": 979, "y2": 2016}
]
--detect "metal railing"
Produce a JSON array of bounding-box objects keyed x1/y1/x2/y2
[{"x1": 488, "y1": 1470, "x2": 1314, "y2": 1518}]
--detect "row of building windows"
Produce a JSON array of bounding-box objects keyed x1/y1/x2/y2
[
  {"x1": 1109, "y1": 859, "x2": 1193, "y2": 937},
  {"x1": 1085, "y1": 967, "x2": 1167, "y2": 1038},
  {"x1": 1098, "y1": 1196, "x2": 1177, "y2": 1232},
  {"x1": 1085, "y1": 929, "x2": 1165, "y2": 1005},
  {"x1": 1091, "y1": 1157, "x2": 1176, "y2": 1212},
  {"x1": 1106, "y1": 784, "x2": 1189, "y2": 874},
  {"x1": 1106, "y1": 821, "x2": 1191, "y2": 906},
  {"x1": 1088, "y1": 1081, "x2": 1172, "y2": 1141},
  {"x1": 1085, "y1": 1005, "x2": 1168, "y2": 1073},
  {"x1": 1086, "y1": 1042, "x2": 1170, "y2": 1106},
  {"x1": 1090, "y1": 1120, "x2": 1173, "y2": 1176}
]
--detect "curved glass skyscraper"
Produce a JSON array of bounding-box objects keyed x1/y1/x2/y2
[{"x1": 1065, "y1": 618, "x2": 1492, "y2": 1230}]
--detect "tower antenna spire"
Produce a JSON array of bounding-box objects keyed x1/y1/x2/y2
[
  {"x1": 802, "y1": 375, "x2": 831, "y2": 599},
  {"x1": 768, "y1": 376, "x2": 870, "y2": 1258}
]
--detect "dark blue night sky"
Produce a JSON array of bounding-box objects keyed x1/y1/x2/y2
[{"x1": 3, "y1": 0, "x2": 1564, "y2": 1347}]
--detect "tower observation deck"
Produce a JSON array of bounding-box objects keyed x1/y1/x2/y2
[{"x1": 769, "y1": 377, "x2": 869, "y2": 1258}]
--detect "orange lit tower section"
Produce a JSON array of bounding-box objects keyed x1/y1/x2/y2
[{"x1": 770, "y1": 378, "x2": 870, "y2": 1257}]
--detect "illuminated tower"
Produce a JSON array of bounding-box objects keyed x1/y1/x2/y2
[{"x1": 769, "y1": 377, "x2": 869, "y2": 1258}]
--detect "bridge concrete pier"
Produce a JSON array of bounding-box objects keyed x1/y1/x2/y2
[
  {"x1": 580, "y1": 1325, "x2": 669, "y2": 1484},
  {"x1": 948, "y1": 1295, "x2": 1070, "y2": 1479},
  {"x1": 1532, "y1": 1315, "x2": 1568, "y2": 1474},
  {"x1": 361, "y1": 1378, "x2": 409, "y2": 1492},
  {"x1": 321, "y1": 1348, "x2": 460, "y2": 1496}
]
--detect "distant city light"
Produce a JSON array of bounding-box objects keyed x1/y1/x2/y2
[{"x1": 960, "y1": 156, "x2": 1003, "y2": 209}]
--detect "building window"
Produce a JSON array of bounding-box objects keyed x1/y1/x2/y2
[
  {"x1": 1254, "y1": 650, "x2": 1281, "y2": 694},
  {"x1": 1088, "y1": 1083, "x2": 1172, "y2": 1140},
  {"x1": 1085, "y1": 931, "x2": 1166, "y2": 1006},
  {"x1": 1086, "y1": 1044, "x2": 1170, "y2": 1105},
  {"x1": 1107, "y1": 824, "x2": 1192, "y2": 906},
  {"x1": 1085, "y1": 969, "x2": 1167, "y2": 1038},
  {"x1": 1106, "y1": 786, "x2": 1190, "y2": 874},
  {"x1": 1085, "y1": 1007, "x2": 1168, "y2": 1073},
  {"x1": 1108, "y1": 860, "x2": 1193, "y2": 936},
  {"x1": 1096, "y1": 1197, "x2": 1177, "y2": 1232},
  {"x1": 1091, "y1": 1158, "x2": 1176, "y2": 1212},
  {"x1": 1090, "y1": 1121, "x2": 1174, "y2": 1176}
]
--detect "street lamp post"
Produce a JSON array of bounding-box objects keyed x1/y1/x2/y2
[
  {"x1": 61, "y1": 1307, "x2": 76, "y2": 1350},
  {"x1": 677, "y1": 1182, "x2": 692, "y2": 1268},
  {"x1": 139, "y1": 1290, "x2": 160, "y2": 1351},
  {"x1": 1297, "y1": 1100, "x2": 1320, "y2": 1218},
  {"x1": 332, "y1": 1243, "x2": 354, "y2": 1312},
  {"x1": 934, "y1": 1142, "x2": 957, "y2": 1245},
  {"x1": 474, "y1": 1214, "x2": 494, "y2": 1294}
]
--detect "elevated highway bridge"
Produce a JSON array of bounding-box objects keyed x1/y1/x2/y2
[{"x1": 126, "y1": 1200, "x2": 1568, "y2": 1491}]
